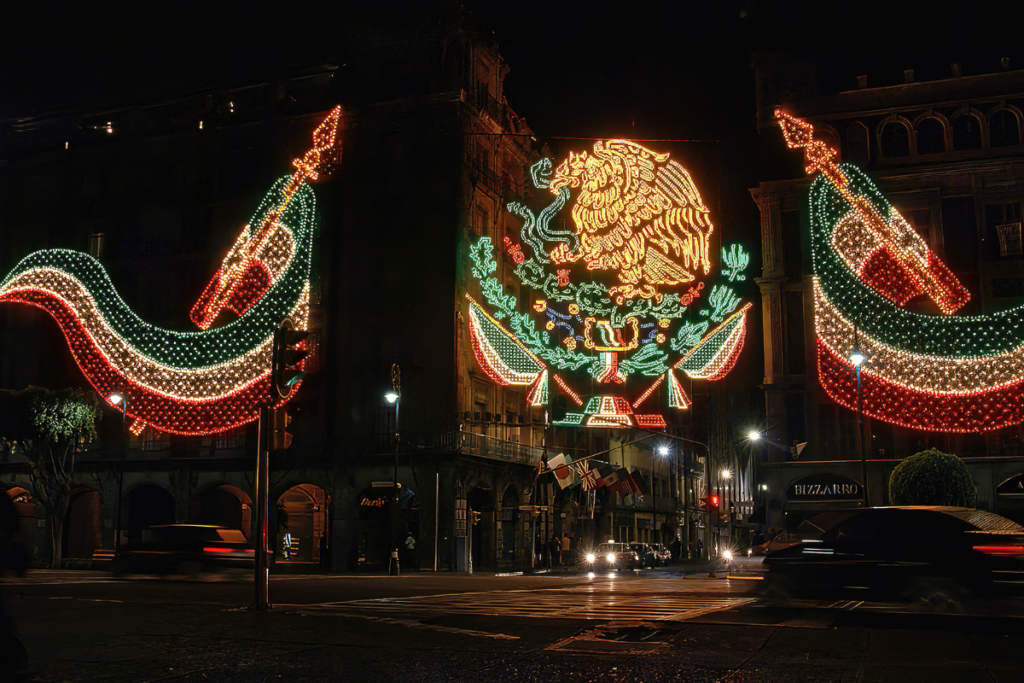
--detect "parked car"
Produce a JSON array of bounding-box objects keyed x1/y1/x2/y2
[
  {"x1": 762, "y1": 507, "x2": 1024, "y2": 602},
  {"x1": 113, "y1": 524, "x2": 255, "y2": 575},
  {"x1": 650, "y1": 543, "x2": 672, "y2": 566},
  {"x1": 585, "y1": 542, "x2": 640, "y2": 571},
  {"x1": 629, "y1": 542, "x2": 658, "y2": 568}
]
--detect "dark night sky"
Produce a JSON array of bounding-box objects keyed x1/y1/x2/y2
[{"x1": 4, "y1": 1, "x2": 1023, "y2": 135}]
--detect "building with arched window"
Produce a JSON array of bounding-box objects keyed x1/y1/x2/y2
[{"x1": 751, "y1": 57, "x2": 1024, "y2": 531}]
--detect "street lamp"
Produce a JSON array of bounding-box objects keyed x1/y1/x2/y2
[
  {"x1": 760, "y1": 484, "x2": 769, "y2": 535},
  {"x1": 655, "y1": 445, "x2": 673, "y2": 547},
  {"x1": 850, "y1": 334, "x2": 869, "y2": 507},
  {"x1": 747, "y1": 431, "x2": 761, "y2": 442},
  {"x1": 385, "y1": 364, "x2": 401, "y2": 573},
  {"x1": 108, "y1": 391, "x2": 128, "y2": 551}
]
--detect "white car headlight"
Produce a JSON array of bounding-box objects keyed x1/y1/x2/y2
[
  {"x1": 586, "y1": 553, "x2": 596, "y2": 563},
  {"x1": 606, "y1": 553, "x2": 616, "y2": 562},
  {"x1": 723, "y1": 550, "x2": 733, "y2": 561}
]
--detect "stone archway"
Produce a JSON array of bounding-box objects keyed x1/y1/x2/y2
[
  {"x1": 276, "y1": 484, "x2": 329, "y2": 563},
  {"x1": 199, "y1": 484, "x2": 253, "y2": 539},
  {"x1": 63, "y1": 487, "x2": 102, "y2": 559},
  {"x1": 5, "y1": 487, "x2": 37, "y2": 552},
  {"x1": 499, "y1": 484, "x2": 519, "y2": 567},
  {"x1": 124, "y1": 483, "x2": 175, "y2": 542},
  {"x1": 468, "y1": 485, "x2": 495, "y2": 571}
]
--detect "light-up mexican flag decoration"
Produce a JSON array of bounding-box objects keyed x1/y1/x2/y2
[
  {"x1": 0, "y1": 107, "x2": 342, "y2": 436},
  {"x1": 467, "y1": 139, "x2": 752, "y2": 427},
  {"x1": 778, "y1": 109, "x2": 1024, "y2": 432}
]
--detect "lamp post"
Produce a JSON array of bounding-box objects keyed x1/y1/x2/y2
[
  {"x1": 108, "y1": 392, "x2": 128, "y2": 551},
  {"x1": 748, "y1": 431, "x2": 767, "y2": 532},
  {"x1": 720, "y1": 468, "x2": 731, "y2": 550},
  {"x1": 850, "y1": 334, "x2": 869, "y2": 507},
  {"x1": 657, "y1": 445, "x2": 671, "y2": 548},
  {"x1": 385, "y1": 363, "x2": 401, "y2": 573},
  {"x1": 760, "y1": 484, "x2": 769, "y2": 535}
]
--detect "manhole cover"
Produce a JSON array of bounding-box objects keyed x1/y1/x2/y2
[{"x1": 546, "y1": 621, "x2": 676, "y2": 654}]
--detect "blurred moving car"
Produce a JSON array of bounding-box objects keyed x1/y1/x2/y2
[
  {"x1": 113, "y1": 524, "x2": 254, "y2": 574},
  {"x1": 629, "y1": 542, "x2": 657, "y2": 569},
  {"x1": 584, "y1": 542, "x2": 640, "y2": 571},
  {"x1": 650, "y1": 543, "x2": 672, "y2": 566},
  {"x1": 762, "y1": 507, "x2": 1024, "y2": 601},
  {"x1": 750, "y1": 538, "x2": 801, "y2": 557}
]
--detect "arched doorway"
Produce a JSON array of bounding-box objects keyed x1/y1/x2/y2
[
  {"x1": 277, "y1": 484, "x2": 329, "y2": 564},
  {"x1": 468, "y1": 485, "x2": 494, "y2": 571},
  {"x1": 5, "y1": 487, "x2": 37, "y2": 550},
  {"x1": 199, "y1": 484, "x2": 252, "y2": 539},
  {"x1": 499, "y1": 485, "x2": 519, "y2": 566},
  {"x1": 63, "y1": 488, "x2": 102, "y2": 559},
  {"x1": 125, "y1": 483, "x2": 175, "y2": 542}
]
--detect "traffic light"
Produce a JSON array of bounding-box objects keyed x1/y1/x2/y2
[
  {"x1": 271, "y1": 407, "x2": 294, "y2": 450},
  {"x1": 470, "y1": 510, "x2": 481, "y2": 526},
  {"x1": 273, "y1": 318, "x2": 310, "y2": 399},
  {"x1": 706, "y1": 494, "x2": 720, "y2": 510}
]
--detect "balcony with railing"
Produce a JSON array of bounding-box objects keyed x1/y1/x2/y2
[{"x1": 436, "y1": 429, "x2": 546, "y2": 467}]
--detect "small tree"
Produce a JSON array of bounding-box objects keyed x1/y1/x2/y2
[
  {"x1": 888, "y1": 448, "x2": 977, "y2": 508},
  {"x1": 0, "y1": 386, "x2": 103, "y2": 567}
]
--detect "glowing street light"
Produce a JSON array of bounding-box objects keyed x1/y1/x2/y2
[
  {"x1": 850, "y1": 331, "x2": 869, "y2": 507},
  {"x1": 108, "y1": 391, "x2": 128, "y2": 550},
  {"x1": 747, "y1": 430, "x2": 761, "y2": 441}
]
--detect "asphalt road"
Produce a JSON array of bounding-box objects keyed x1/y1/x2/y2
[{"x1": 3, "y1": 569, "x2": 1023, "y2": 682}]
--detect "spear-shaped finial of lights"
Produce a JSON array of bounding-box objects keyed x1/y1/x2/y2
[
  {"x1": 774, "y1": 109, "x2": 969, "y2": 316},
  {"x1": 192, "y1": 106, "x2": 343, "y2": 330}
]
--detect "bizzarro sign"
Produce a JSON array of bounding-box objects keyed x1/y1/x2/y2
[{"x1": 787, "y1": 473, "x2": 862, "y2": 501}]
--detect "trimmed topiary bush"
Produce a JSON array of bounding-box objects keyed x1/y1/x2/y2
[{"x1": 888, "y1": 448, "x2": 977, "y2": 507}]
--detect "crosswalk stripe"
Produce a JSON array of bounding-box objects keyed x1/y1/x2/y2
[{"x1": 329, "y1": 578, "x2": 755, "y2": 621}]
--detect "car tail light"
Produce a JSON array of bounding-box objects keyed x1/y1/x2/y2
[
  {"x1": 203, "y1": 546, "x2": 236, "y2": 553},
  {"x1": 973, "y1": 544, "x2": 1024, "y2": 556},
  {"x1": 245, "y1": 549, "x2": 255, "y2": 553}
]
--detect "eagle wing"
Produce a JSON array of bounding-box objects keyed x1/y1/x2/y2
[{"x1": 565, "y1": 141, "x2": 713, "y2": 292}]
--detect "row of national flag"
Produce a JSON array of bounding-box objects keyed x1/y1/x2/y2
[{"x1": 545, "y1": 453, "x2": 647, "y2": 497}]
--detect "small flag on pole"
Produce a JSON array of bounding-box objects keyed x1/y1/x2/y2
[
  {"x1": 615, "y1": 467, "x2": 634, "y2": 495},
  {"x1": 547, "y1": 453, "x2": 577, "y2": 489},
  {"x1": 628, "y1": 468, "x2": 647, "y2": 497},
  {"x1": 581, "y1": 463, "x2": 604, "y2": 491},
  {"x1": 603, "y1": 467, "x2": 623, "y2": 493}
]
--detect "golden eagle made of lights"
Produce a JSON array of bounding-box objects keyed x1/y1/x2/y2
[{"x1": 549, "y1": 140, "x2": 714, "y2": 302}]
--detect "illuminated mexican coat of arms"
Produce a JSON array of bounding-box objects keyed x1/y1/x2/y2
[{"x1": 467, "y1": 140, "x2": 752, "y2": 427}]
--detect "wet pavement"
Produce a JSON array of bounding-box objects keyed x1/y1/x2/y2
[{"x1": 3, "y1": 569, "x2": 1022, "y2": 682}]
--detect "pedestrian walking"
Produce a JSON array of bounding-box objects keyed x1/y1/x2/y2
[
  {"x1": 534, "y1": 535, "x2": 543, "y2": 566},
  {"x1": 547, "y1": 535, "x2": 560, "y2": 569},
  {"x1": 697, "y1": 537, "x2": 704, "y2": 560},
  {"x1": 404, "y1": 531, "x2": 417, "y2": 570},
  {"x1": 561, "y1": 533, "x2": 572, "y2": 566}
]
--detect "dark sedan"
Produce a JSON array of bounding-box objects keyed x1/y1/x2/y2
[
  {"x1": 114, "y1": 524, "x2": 254, "y2": 575},
  {"x1": 762, "y1": 506, "x2": 1024, "y2": 602}
]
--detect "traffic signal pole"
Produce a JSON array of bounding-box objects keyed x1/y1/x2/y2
[
  {"x1": 255, "y1": 317, "x2": 308, "y2": 610},
  {"x1": 255, "y1": 405, "x2": 270, "y2": 610}
]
